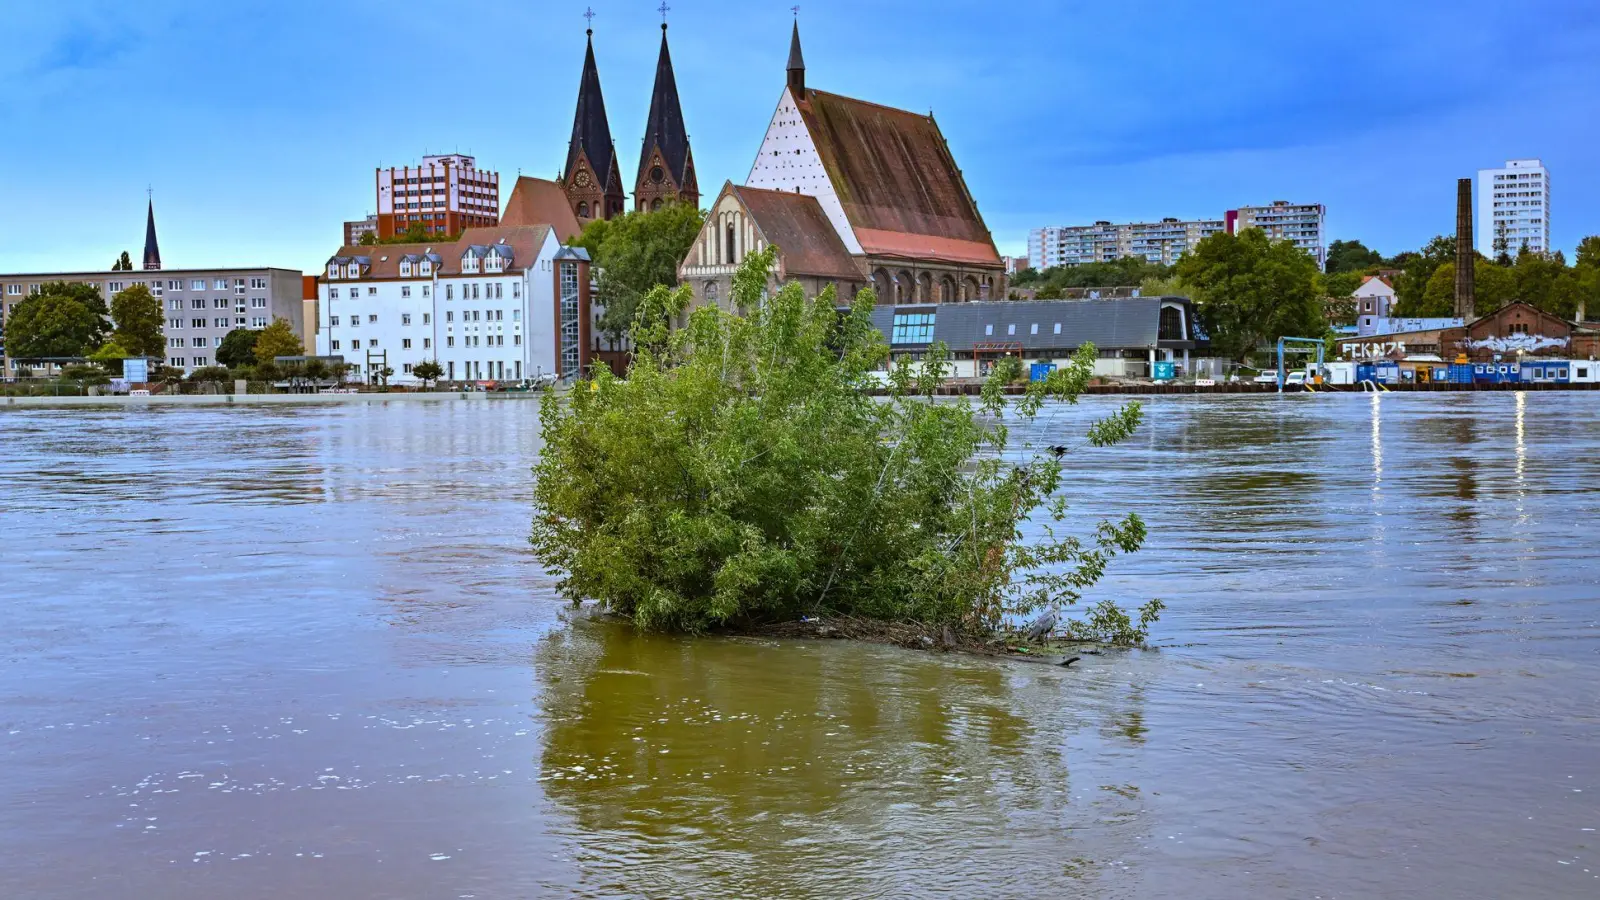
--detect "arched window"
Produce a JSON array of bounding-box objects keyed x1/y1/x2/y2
[
  {"x1": 577, "y1": 201, "x2": 589, "y2": 218},
  {"x1": 705, "y1": 281, "x2": 719, "y2": 303},
  {"x1": 725, "y1": 223, "x2": 736, "y2": 265},
  {"x1": 651, "y1": 198, "x2": 663, "y2": 211}
]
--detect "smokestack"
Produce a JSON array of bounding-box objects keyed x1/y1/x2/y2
[{"x1": 1455, "y1": 178, "x2": 1475, "y2": 321}]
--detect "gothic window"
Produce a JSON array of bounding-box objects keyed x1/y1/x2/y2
[
  {"x1": 725, "y1": 223, "x2": 736, "y2": 265},
  {"x1": 578, "y1": 201, "x2": 589, "y2": 218},
  {"x1": 705, "y1": 281, "x2": 718, "y2": 303},
  {"x1": 651, "y1": 198, "x2": 663, "y2": 211}
]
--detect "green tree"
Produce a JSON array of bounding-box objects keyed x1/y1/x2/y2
[
  {"x1": 87, "y1": 338, "x2": 132, "y2": 376},
  {"x1": 215, "y1": 328, "x2": 261, "y2": 368},
  {"x1": 1027, "y1": 256, "x2": 1175, "y2": 299},
  {"x1": 531, "y1": 247, "x2": 1157, "y2": 641},
  {"x1": 571, "y1": 202, "x2": 705, "y2": 344},
  {"x1": 4, "y1": 283, "x2": 109, "y2": 359},
  {"x1": 358, "y1": 232, "x2": 377, "y2": 246},
  {"x1": 189, "y1": 365, "x2": 233, "y2": 383},
  {"x1": 112, "y1": 251, "x2": 132, "y2": 271},
  {"x1": 1576, "y1": 236, "x2": 1600, "y2": 271},
  {"x1": 109, "y1": 284, "x2": 164, "y2": 358},
  {"x1": 412, "y1": 359, "x2": 443, "y2": 388},
  {"x1": 252, "y1": 318, "x2": 304, "y2": 364},
  {"x1": 1392, "y1": 235, "x2": 1456, "y2": 316},
  {"x1": 1318, "y1": 271, "x2": 1362, "y2": 300},
  {"x1": 1325, "y1": 239, "x2": 1384, "y2": 274},
  {"x1": 1174, "y1": 230, "x2": 1323, "y2": 362}
]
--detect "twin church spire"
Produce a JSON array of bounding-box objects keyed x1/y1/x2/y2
[{"x1": 561, "y1": 12, "x2": 697, "y2": 224}]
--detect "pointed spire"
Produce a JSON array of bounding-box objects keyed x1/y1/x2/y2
[
  {"x1": 787, "y1": 18, "x2": 806, "y2": 97},
  {"x1": 565, "y1": 19, "x2": 616, "y2": 196},
  {"x1": 142, "y1": 194, "x2": 162, "y2": 271},
  {"x1": 635, "y1": 17, "x2": 695, "y2": 209}
]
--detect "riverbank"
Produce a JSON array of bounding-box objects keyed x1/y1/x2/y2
[
  {"x1": 0, "y1": 390, "x2": 546, "y2": 408},
  {"x1": 876, "y1": 380, "x2": 1600, "y2": 396}
]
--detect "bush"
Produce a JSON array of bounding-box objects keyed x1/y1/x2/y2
[
  {"x1": 531, "y1": 249, "x2": 1158, "y2": 640},
  {"x1": 189, "y1": 365, "x2": 233, "y2": 383}
]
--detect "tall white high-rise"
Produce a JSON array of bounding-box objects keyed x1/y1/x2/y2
[{"x1": 1477, "y1": 159, "x2": 1550, "y2": 258}]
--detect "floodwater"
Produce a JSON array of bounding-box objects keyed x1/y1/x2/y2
[{"x1": 2, "y1": 394, "x2": 1597, "y2": 899}]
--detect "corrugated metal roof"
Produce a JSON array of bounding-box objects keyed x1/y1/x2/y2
[{"x1": 869, "y1": 298, "x2": 1182, "y2": 352}]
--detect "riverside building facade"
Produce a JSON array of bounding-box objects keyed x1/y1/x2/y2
[
  {"x1": 1027, "y1": 218, "x2": 1225, "y2": 269},
  {"x1": 0, "y1": 267, "x2": 304, "y2": 376},
  {"x1": 314, "y1": 225, "x2": 591, "y2": 386}
]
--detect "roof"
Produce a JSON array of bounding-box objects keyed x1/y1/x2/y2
[
  {"x1": 501, "y1": 177, "x2": 582, "y2": 242},
  {"x1": 324, "y1": 225, "x2": 552, "y2": 280},
  {"x1": 730, "y1": 184, "x2": 861, "y2": 281},
  {"x1": 143, "y1": 199, "x2": 162, "y2": 269},
  {"x1": 796, "y1": 88, "x2": 1000, "y2": 267},
  {"x1": 1356, "y1": 274, "x2": 1395, "y2": 291},
  {"x1": 637, "y1": 25, "x2": 693, "y2": 188},
  {"x1": 869, "y1": 297, "x2": 1189, "y2": 352},
  {"x1": 566, "y1": 30, "x2": 619, "y2": 193}
]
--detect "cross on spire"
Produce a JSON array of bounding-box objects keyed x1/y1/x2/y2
[
  {"x1": 583, "y1": 6, "x2": 594, "y2": 32},
  {"x1": 791, "y1": 5, "x2": 800, "y2": 17},
  {"x1": 658, "y1": 2, "x2": 670, "y2": 24}
]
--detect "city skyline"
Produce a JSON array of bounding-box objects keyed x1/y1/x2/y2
[{"x1": 2, "y1": 0, "x2": 1597, "y2": 275}]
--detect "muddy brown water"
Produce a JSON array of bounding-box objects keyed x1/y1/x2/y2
[{"x1": 2, "y1": 394, "x2": 1597, "y2": 898}]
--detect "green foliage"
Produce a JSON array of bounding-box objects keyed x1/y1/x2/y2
[
  {"x1": 189, "y1": 365, "x2": 233, "y2": 383},
  {"x1": 252, "y1": 318, "x2": 303, "y2": 364},
  {"x1": 4, "y1": 283, "x2": 110, "y2": 359},
  {"x1": 112, "y1": 251, "x2": 133, "y2": 271},
  {"x1": 1175, "y1": 230, "x2": 1323, "y2": 361},
  {"x1": 571, "y1": 202, "x2": 707, "y2": 343},
  {"x1": 1324, "y1": 239, "x2": 1384, "y2": 274},
  {"x1": 87, "y1": 339, "x2": 132, "y2": 376},
  {"x1": 59, "y1": 363, "x2": 110, "y2": 388},
  {"x1": 1024, "y1": 257, "x2": 1174, "y2": 298},
  {"x1": 412, "y1": 359, "x2": 444, "y2": 387},
  {"x1": 1577, "y1": 236, "x2": 1600, "y2": 271},
  {"x1": 531, "y1": 248, "x2": 1154, "y2": 640},
  {"x1": 1318, "y1": 271, "x2": 1362, "y2": 300},
  {"x1": 215, "y1": 328, "x2": 261, "y2": 368},
  {"x1": 376, "y1": 223, "x2": 462, "y2": 245},
  {"x1": 110, "y1": 284, "x2": 164, "y2": 358},
  {"x1": 359, "y1": 232, "x2": 377, "y2": 246},
  {"x1": 1393, "y1": 235, "x2": 1456, "y2": 316}
]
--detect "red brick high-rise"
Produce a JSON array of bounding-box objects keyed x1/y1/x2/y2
[{"x1": 375, "y1": 154, "x2": 499, "y2": 240}]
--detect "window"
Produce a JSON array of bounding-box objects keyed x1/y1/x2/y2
[
  {"x1": 367, "y1": 287, "x2": 377, "y2": 296},
  {"x1": 1006, "y1": 324, "x2": 1016, "y2": 336},
  {"x1": 192, "y1": 279, "x2": 206, "y2": 290},
  {"x1": 1053, "y1": 323, "x2": 1061, "y2": 334},
  {"x1": 512, "y1": 309, "x2": 520, "y2": 322},
  {"x1": 402, "y1": 313, "x2": 411, "y2": 326},
  {"x1": 170, "y1": 337, "x2": 186, "y2": 348},
  {"x1": 422, "y1": 286, "x2": 430, "y2": 298},
  {"x1": 214, "y1": 298, "x2": 229, "y2": 309},
  {"x1": 350, "y1": 339, "x2": 361, "y2": 349},
  {"x1": 422, "y1": 313, "x2": 431, "y2": 325},
  {"x1": 401, "y1": 286, "x2": 411, "y2": 298},
  {"x1": 168, "y1": 299, "x2": 181, "y2": 310},
  {"x1": 403, "y1": 363, "x2": 413, "y2": 375},
  {"x1": 250, "y1": 277, "x2": 267, "y2": 290},
  {"x1": 191, "y1": 299, "x2": 205, "y2": 309},
  {"x1": 330, "y1": 288, "x2": 339, "y2": 299},
  {"x1": 423, "y1": 338, "x2": 431, "y2": 349},
  {"x1": 446, "y1": 284, "x2": 454, "y2": 300},
  {"x1": 512, "y1": 283, "x2": 520, "y2": 299},
  {"x1": 367, "y1": 314, "x2": 377, "y2": 324},
  {"x1": 327, "y1": 263, "x2": 339, "y2": 278},
  {"x1": 402, "y1": 339, "x2": 412, "y2": 349},
  {"x1": 330, "y1": 315, "x2": 340, "y2": 327},
  {"x1": 332, "y1": 340, "x2": 341, "y2": 351},
  {"x1": 447, "y1": 336, "x2": 455, "y2": 348},
  {"x1": 236, "y1": 317, "x2": 246, "y2": 326},
  {"x1": 494, "y1": 283, "x2": 503, "y2": 300},
  {"x1": 214, "y1": 278, "x2": 228, "y2": 290},
  {"x1": 194, "y1": 337, "x2": 208, "y2": 348},
  {"x1": 400, "y1": 262, "x2": 412, "y2": 277},
  {"x1": 891, "y1": 312, "x2": 936, "y2": 344},
  {"x1": 5, "y1": 284, "x2": 19, "y2": 295},
  {"x1": 215, "y1": 318, "x2": 229, "y2": 328},
  {"x1": 191, "y1": 318, "x2": 206, "y2": 328},
  {"x1": 1030, "y1": 324, "x2": 1038, "y2": 335},
  {"x1": 1509, "y1": 323, "x2": 1529, "y2": 335},
  {"x1": 251, "y1": 317, "x2": 266, "y2": 328},
  {"x1": 446, "y1": 311, "x2": 454, "y2": 323},
  {"x1": 251, "y1": 298, "x2": 266, "y2": 309},
  {"x1": 472, "y1": 284, "x2": 480, "y2": 300},
  {"x1": 984, "y1": 324, "x2": 993, "y2": 336},
  {"x1": 473, "y1": 310, "x2": 481, "y2": 322},
  {"x1": 513, "y1": 334, "x2": 521, "y2": 346}
]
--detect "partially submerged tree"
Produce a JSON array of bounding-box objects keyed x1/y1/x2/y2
[{"x1": 531, "y1": 248, "x2": 1159, "y2": 643}]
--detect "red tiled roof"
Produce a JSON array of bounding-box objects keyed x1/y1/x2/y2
[
  {"x1": 500, "y1": 177, "x2": 582, "y2": 242},
  {"x1": 328, "y1": 225, "x2": 553, "y2": 280},
  {"x1": 731, "y1": 185, "x2": 862, "y2": 281},
  {"x1": 796, "y1": 89, "x2": 1001, "y2": 267}
]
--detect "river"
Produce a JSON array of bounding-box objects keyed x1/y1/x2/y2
[{"x1": 1, "y1": 394, "x2": 1596, "y2": 898}]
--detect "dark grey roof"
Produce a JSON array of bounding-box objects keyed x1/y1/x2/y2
[
  {"x1": 637, "y1": 24, "x2": 692, "y2": 188},
  {"x1": 566, "y1": 30, "x2": 618, "y2": 193},
  {"x1": 143, "y1": 199, "x2": 162, "y2": 269},
  {"x1": 870, "y1": 297, "x2": 1190, "y2": 352}
]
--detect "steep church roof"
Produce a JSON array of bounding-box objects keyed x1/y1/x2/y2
[
  {"x1": 637, "y1": 24, "x2": 692, "y2": 188},
  {"x1": 500, "y1": 176, "x2": 582, "y2": 242},
  {"x1": 142, "y1": 198, "x2": 162, "y2": 270},
  {"x1": 565, "y1": 29, "x2": 619, "y2": 193},
  {"x1": 777, "y1": 24, "x2": 999, "y2": 267},
  {"x1": 795, "y1": 89, "x2": 1000, "y2": 266},
  {"x1": 729, "y1": 184, "x2": 861, "y2": 282}
]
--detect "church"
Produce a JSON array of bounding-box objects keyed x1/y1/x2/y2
[
  {"x1": 555, "y1": 19, "x2": 698, "y2": 226},
  {"x1": 678, "y1": 21, "x2": 1007, "y2": 310}
]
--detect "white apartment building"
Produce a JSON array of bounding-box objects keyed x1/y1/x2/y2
[
  {"x1": 1478, "y1": 158, "x2": 1549, "y2": 257},
  {"x1": 316, "y1": 225, "x2": 594, "y2": 386},
  {"x1": 1028, "y1": 218, "x2": 1224, "y2": 270},
  {"x1": 1227, "y1": 201, "x2": 1326, "y2": 270}
]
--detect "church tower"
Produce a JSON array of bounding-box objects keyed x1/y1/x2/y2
[
  {"x1": 634, "y1": 21, "x2": 697, "y2": 212},
  {"x1": 142, "y1": 196, "x2": 162, "y2": 271},
  {"x1": 561, "y1": 21, "x2": 625, "y2": 225}
]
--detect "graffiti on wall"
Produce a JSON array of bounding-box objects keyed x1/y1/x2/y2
[{"x1": 1464, "y1": 334, "x2": 1569, "y2": 353}]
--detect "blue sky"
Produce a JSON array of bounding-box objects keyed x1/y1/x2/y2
[{"x1": 2, "y1": 0, "x2": 1596, "y2": 275}]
